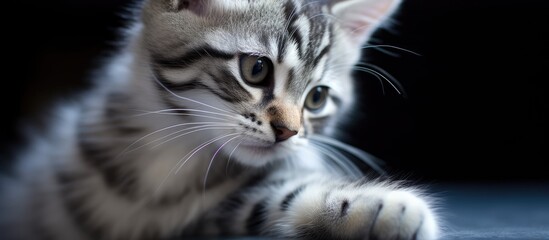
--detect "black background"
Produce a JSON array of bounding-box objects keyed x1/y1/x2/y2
[{"x1": 2, "y1": 0, "x2": 548, "y2": 183}]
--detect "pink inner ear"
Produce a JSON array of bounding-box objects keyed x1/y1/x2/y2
[
  {"x1": 178, "y1": 0, "x2": 207, "y2": 15},
  {"x1": 333, "y1": 0, "x2": 399, "y2": 47}
]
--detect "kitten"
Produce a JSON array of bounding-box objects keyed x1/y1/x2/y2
[{"x1": 0, "y1": 0, "x2": 439, "y2": 239}]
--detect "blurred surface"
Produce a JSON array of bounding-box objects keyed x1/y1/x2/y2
[
  {"x1": 1, "y1": 0, "x2": 548, "y2": 182},
  {"x1": 435, "y1": 183, "x2": 549, "y2": 239}
]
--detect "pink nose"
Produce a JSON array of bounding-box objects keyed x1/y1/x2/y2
[{"x1": 271, "y1": 124, "x2": 298, "y2": 142}]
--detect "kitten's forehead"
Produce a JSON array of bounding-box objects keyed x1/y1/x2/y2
[
  {"x1": 145, "y1": 0, "x2": 331, "y2": 61},
  {"x1": 144, "y1": 0, "x2": 344, "y2": 103}
]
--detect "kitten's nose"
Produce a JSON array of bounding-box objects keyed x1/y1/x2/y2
[{"x1": 271, "y1": 123, "x2": 298, "y2": 142}]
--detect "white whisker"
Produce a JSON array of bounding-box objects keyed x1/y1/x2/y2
[
  {"x1": 175, "y1": 132, "x2": 242, "y2": 174},
  {"x1": 136, "y1": 112, "x2": 231, "y2": 122},
  {"x1": 355, "y1": 64, "x2": 405, "y2": 96},
  {"x1": 226, "y1": 140, "x2": 244, "y2": 176},
  {"x1": 309, "y1": 135, "x2": 387, "y2": 176},
  {"x1": 130, "y1": 124, "x2": 238, "y2": 153},
  {"x1": 325, "y1": 61, "x2": 397, "y2": 95},
  {"x1": 116, "y1": 122, "x2": 228, "y2": 159},
  {"x1": 134, "y1": 108, "x2": 240, "y2": 120},
  {"x1": 153, "y1": 132, "x2": 240, "y2": 196},
  {"x1": 354, "y1": 66, "x2": 399, "y2": 94},
  {"x1": 150, "y1": 126, "x2": 237, "y2": 150},
  {"x1": 361, "y1": 44, "x2": 421, "y2": 57},
  {"x1": 309, "y1": 141, "x2": 362, "y2": 177},
  {"x1": 203, "y1": 135, "x2": 242, "y2": 196}
]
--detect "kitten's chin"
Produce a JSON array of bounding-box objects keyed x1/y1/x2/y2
[{"x1": 230, "y1": 141, "x2": 294, "y2": 167}]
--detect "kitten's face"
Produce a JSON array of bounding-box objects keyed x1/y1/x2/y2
[{"x1": 140, "y1": 0, "x2": 396, "y2": 166}]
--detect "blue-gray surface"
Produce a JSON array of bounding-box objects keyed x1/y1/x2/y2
[{"x1": 434, "y1": 183, "x2": 549, "y2": 240}]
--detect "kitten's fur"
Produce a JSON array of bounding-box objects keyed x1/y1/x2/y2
[{"x1": 0, "y1": 0, "x2": 439, "y2": 239}]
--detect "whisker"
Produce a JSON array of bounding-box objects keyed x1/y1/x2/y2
[
  {"x1": 367, "y1": 46, "x2": 403, "y2": 58},
  {"x1": 353, "y1": 66, "x2": 394, "y2": 94},
  {"x1": 353, "y1": 66, "x2": 404, "y2": 96},
  {"x1": 309, "y1": 141, "x2": 363, "y2": 177},
  {"x1": 150, "y1": 126, "x2": 237, "y2": 150},
  {"x1": 203, "y1": 135, "x2": 242, "y2": 195},
  {"x1": 361, "y1": 44, "x2": 421, "y2": 57},
  {"x1": 130, "y1": 124, "x2": 238, "y2": 153},
  {"x1": 226, "y1": 140, "x2": 244, "y2": 176},
  {"x1": 134, "y1": 108, "x2": 239, "y2": 120},
  {"x1": 350, "y1": 65, "x2": 387, "y2": 95},
  {"x1": 153, "y1": 132, "x2": 240, "y2": 196},
  {"x1": 115, "y1": 122, "x2": 228, "y2": 159},
  {"x1": 308, "y1": 135, "x2": 387, "y2": 176},
  {"x1": 175, "y1": 132, "x2": 242, "y2": 174},
  {"x1": 325, "y1": 61, "x2": 402, "y2": 96},
  {"x1": 136, "y1": 112, "x2": 231, "y2": 122}
]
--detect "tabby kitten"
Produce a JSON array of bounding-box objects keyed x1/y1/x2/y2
[{"x1": 0, "y1": 0, "x2": 439, "y2": 239}]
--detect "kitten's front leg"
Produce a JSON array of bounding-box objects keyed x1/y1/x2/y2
[
  {"x1": 204, "y1": 176, "x2": 439, "y2": 240},
  {"x1": 279, "y1": 181, "x2": 439, "y2": 240}
]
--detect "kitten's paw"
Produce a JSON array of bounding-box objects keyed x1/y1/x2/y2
[
  {"x1": 370, "y1": 191, "x2": 437, "y2": 240},
  {"x1": 286, "y1": 185, "x2": 438, "y2": 240},
  {"x1": 326, "y1": 189, "x2": 438, "y2": 240}
]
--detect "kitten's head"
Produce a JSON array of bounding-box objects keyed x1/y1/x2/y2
[{"x1": 139, "y1": 0, "x2": 400, "y2": 166}]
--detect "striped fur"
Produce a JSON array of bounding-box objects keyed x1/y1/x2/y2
[{"x1": 0, "y1": 0, "x2": 439, "y2": 239}]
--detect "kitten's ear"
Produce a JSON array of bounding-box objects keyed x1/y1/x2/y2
[
  {"x1": 331, "y1": 0, "x2": 401, "y2": 47},
  {"x1": 163, "y1": 0, "x2": 209, "y2": 15},
  {"x1": 145, "y1": 0, "x2": 210, "y2": 15},
  {"x1": 173, "y1": 0, "x2": 209, "y2": 15}
]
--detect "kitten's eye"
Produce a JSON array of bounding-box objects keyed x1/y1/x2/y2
[
  {"x1": 305, "y1": 86, "x2": 329, "y2": 111},
  {"x1": 240, "y1": 55, "x2": 271, "y2": 85}
]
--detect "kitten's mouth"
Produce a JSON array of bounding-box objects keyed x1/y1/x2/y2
[
  {"x1": 225, "y1": 136, "x2": 303, "y2": 167},
  {"x1": 240, "y1": 140, "x2": 276, "y2": 149},
  {"x1": 238, "y1": 138, "x2": 283, "y2": 153}
]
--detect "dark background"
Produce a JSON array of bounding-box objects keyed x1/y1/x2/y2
[{"x1": 1, "y1": 0, "x2": 548, "y2": 183}]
